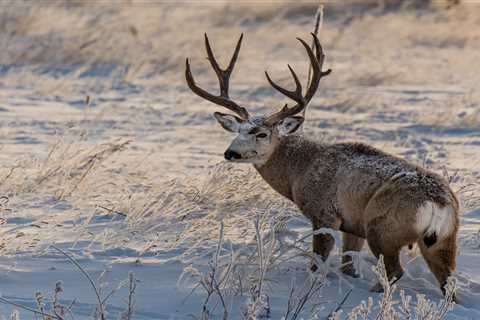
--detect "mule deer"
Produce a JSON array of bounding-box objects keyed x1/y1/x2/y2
[{"x1": 185, "y1": 33, "x2": 459, "y2": 294}]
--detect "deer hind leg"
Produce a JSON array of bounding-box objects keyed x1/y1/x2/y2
[
  {"x1": 418, "y1": 233, "x2": 457, "y2": 296},
  {"x1": 366, "y1": 216, "x2": 406, "y2": 292},
  {"x1": 341, "y1": 233, "x2": 365, "y2": 278}
]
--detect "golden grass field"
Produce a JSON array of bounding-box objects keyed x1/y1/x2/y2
[{"x1": 0, "y1": 1, "x2": 479, "y2": 319}]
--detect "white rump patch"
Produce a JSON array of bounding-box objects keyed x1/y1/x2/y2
[{"x1": 415, "y1": 201, "x2": 455, "y2": 240}]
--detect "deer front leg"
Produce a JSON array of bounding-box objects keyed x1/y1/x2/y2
[
  {"x1": 313, "y1": 229, "x2": 334, "y2": 260},
  {"x1": 310, "y1": 217, "x2": 341, "y2": 272},
  {"x1": 341, "y1": 233, "x2": 365, "y2": 278}
]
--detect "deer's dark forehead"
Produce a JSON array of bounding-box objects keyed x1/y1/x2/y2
[
  {"x1": 243, "y1": 116, "x2": 269, "y2": 134},
  {"x1": 238, "y1": 116, "x2": 269, "y2": 134},
  {"x1": 248, "y1": 116, "x2": 266, "y2": 126}
]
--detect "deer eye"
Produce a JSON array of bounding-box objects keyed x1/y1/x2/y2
[{"x1": 256, "y1": 133, "x2": 268, "y2": 139}]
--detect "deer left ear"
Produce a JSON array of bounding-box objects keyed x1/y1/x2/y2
[
  {"x1": 213, "y1": 112, "x2": 243, "y2": 132},
  {"x1": 276, "y1": 116, "x2": 304, "y2": 135}
]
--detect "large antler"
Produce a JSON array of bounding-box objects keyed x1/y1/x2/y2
[
  {"x1": 185, "y1": 33, "x2": 249, "y2": 120},
  {"x1": 264, "y1": 33, "x2": 331, "y2": 126}
]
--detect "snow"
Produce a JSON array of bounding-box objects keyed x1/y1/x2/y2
[{"x1": 0, "y1": 1, "x2": 480, "y2": 319}]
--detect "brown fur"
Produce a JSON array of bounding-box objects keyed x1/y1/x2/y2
[
  {"x1": 255, "y1": 135, "x2": 459, "y2": 293},
  {"x1": 186, "y1": 32, "x2": 458, "y2": 294}
]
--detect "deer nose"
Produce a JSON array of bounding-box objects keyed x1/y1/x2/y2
[{"x1": 224, "y1": 149, "x2": 242, "y2": 160}]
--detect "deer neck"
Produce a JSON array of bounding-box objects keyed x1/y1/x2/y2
[{"x1": 254, "y1": 135, "x2": 317, "y2": 201}]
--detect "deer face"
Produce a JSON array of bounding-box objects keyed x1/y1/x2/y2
[{"x1": 214, "y1": 112, "x2": 304, "y2": 164}]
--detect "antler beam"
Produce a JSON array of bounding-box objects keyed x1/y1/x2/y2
[
  {"x1": 264, "y1": 33, "x2": 331, "y2": 126},
  {"x1": 185, "y1": 33, "x2": 249, "y2": 120}
]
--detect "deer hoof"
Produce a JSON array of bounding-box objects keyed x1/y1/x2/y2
[{"x1": 341, "y1": 265, "x2": 360, "y2": 278}]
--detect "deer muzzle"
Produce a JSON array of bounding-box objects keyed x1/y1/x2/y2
[{"x1": 224, "y1": 149, "x2": 242, "y2": 160}]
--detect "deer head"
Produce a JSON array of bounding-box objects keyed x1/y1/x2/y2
[{"x1": 185, "y1": 33, "x2": 331, "y2": 165}]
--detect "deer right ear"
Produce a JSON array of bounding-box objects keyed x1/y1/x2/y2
[
  {"x1": 213, "y1": 112, "x2": 243, "y2": 132},
  {"x1": 276, "y1": 116, "x2": 304, "y2": 136}
]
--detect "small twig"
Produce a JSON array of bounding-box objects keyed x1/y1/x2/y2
[
  {"x1": 0, "y1": 166, "x2": 17, "y2": 186},
  {"x1": 120, "y1": 272, "x2": 137, "y2": 320},
  {"x1": 41, "y1": 139, "x2": 62, "y2": 173},
  {"x1": 329, "y1": 288, "x2": 353, "y2": 317},
  {"x1": 60, "y1": 155, "x2": 97, "y2": 199},
  {"x1": 283, "y1": 279, "x2": 296, "y2": 319},
  {"x1": 0, "y1": 296, "x2": 60, "y2": 319},
  {"x1": 0, "y1": 195, "x2": 10, "y2": 213},
  {"x1": 97, "y1": 205, "x2": 127, "y2": 217},
  {"x1": 290, "y1": 276, "x2": 323, "y2": 320},
  {"x1": 51, "y1": 245, "x2": 105, "y2": 320}
]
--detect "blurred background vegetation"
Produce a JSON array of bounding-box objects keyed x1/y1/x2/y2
[{"x1": 0, "y1": 0, "x2": 476, "y2": 96}]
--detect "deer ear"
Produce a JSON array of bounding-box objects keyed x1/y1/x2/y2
[
  {"x1": 213, "y1": 112, "x2": 243, "y2": 132},
  {"x1": 276, "y1": 116, "x2": 304, "y2": 136}
]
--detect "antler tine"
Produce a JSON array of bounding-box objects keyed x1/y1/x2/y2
[
  {"x1": 185, "y1": 33, "x2": 249, "y2": 120},
  {"x1": 298, "y1": 33, "x2": 332, "y2": 102},
  {"x1": 264, "y1": 33, "x2": 331, "y2": 126},
  {"x1": 265, "y1": 64, "x2": 303, "y2": 104}
]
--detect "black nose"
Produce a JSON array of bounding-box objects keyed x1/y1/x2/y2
[{"x1": 224, "y1": 149, "x2": 242, "y2": 160}]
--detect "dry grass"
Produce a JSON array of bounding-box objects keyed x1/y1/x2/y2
[
  {"x1": 0, "y1": 2, "x2": 478, "y2": 318},
  {"x1": 0, "y1": 123, "x2": 293, "y2": 258},
  {"x1": 0, "y1": 1, "x2": 478, "y2": 95},
  {"x1": 417, "y1": 92, "x2": 480, "y2": 128},
  {"x1": 0, "y1": 0, "x2": 478, "y2": 262},
  {"x1": 0, "y1": 248, "x2": 138, "y2": 320}
]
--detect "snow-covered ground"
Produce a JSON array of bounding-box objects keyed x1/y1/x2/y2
[{"x1": 0, "y1": 1, "x2": 479, "y2": 319}]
